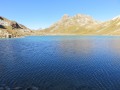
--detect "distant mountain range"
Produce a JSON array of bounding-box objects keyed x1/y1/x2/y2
[
  {"x1": 0, "y1": 16, "x2": 31, "y2": 38},
  {"x1": 1, "y1": 14, "x2": 120, "y2": 38},
  {"x1": 37, "y1": 14, "x2": 120, "y2": 36}
]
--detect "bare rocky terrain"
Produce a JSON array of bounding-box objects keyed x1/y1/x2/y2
[{"x1": 0, "y1": 16, "x2": 32, "y2": 38}]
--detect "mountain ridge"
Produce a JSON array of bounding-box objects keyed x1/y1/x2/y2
[{"x1": 36, "y1": 14, "x2": 120, "y2": 36}]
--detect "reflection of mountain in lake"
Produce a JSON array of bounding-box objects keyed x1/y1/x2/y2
[
  {"x1": 57, "y1": 38, "x2": 94, "y2": 55},
  {"x1": 108, "y1": 38, "x2": 120, "y2": 56}
]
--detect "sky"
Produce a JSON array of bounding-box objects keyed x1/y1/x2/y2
[{"x1": 0, "y1": 0, "x2": 120, "y2": 29}]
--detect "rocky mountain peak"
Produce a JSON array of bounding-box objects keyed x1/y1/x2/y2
[
  {"x1": 60, "y1": 14, "x2": 70, "y2": 22},
  {"x1": 72, "y1": 14, "x2": 98, "y2": 25},
  {"x1": 62, "y1": 14, "x2": 69, "y2": 18},
  {"x1": 53, "y1": 14, "x2": 99, "y2": 28},
  {"x1": 73, "y1": 14, "x2": 91, "y2": 19}
]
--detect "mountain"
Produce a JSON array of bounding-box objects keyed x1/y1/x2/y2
[
  {"x1": 94, "y1": 16, "x2": 120, "y2": 35},
  {"x1": 0, "y1": 16, "x2": 32, "y2": 38},
  {"x1": 1, "y1": 14, "x2": 120, "y2": 37},
  {"x1": 37, "y1": 14, "x2": 120, "y2": 36}
]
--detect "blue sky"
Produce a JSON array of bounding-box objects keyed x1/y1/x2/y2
[{"x1": 0, "y1": 0, "x2": 120, "y2": 29}]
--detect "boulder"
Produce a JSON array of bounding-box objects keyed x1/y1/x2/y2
[{"x1": 10, "y1": 22, "x2": 22, "y2": 29}]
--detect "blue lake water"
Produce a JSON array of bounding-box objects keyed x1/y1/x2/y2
[{"x1": 0, "y1": 36, "x2": 120, "y2": 90}]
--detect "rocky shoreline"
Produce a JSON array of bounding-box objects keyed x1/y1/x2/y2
[{"x1": 0, "y1": 35, "x2": 24, "y2": 39}]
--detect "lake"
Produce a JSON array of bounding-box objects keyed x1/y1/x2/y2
[{"x1": 0, "y1": 36, "x2": 120, "y2": 90}]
